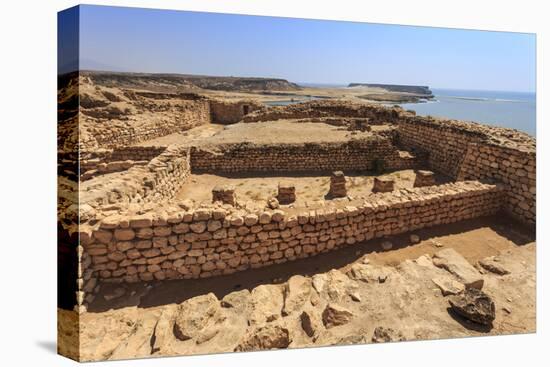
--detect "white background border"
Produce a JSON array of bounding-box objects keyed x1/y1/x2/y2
[{"x1": 0, "y1": 0, "x2": 546, "y2": 365}]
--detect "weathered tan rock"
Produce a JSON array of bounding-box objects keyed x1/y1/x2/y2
[
  {"x1": 413, "y1": 170, "x2": 436, "y2": 187},
  {"x1": 322, "y1": 304, "x2": 353, "y2": 328},
  {"x1": 431, "y1": 276, "x2": 465, "y2": 296},
  {"x1": 93, "y1": 230, "x2": 113, "y2": 244},
  {"x1": 371, "y1": 326, "x2": 406, "y2": 343},
  {"x1": 348, "y1": 263, "x2": 391, "y2": 284},
  {"x1": 433, "y1": 248, "x2": 484, "y2": 289},
  {"x1": 244, "y1": 214, "x2": 259, "y2": 226},
  {"x1": 479, "y1": 256, "x2": 510, "y2": 275},
  {"x1": 372, "y1": 176, "x2": 394, "y2": 193},
  {"x1": 282, "y1": 275, "x2": 313, "y2": 315},
  {"x1": 114, "y1": 228, "x2": 135, "y2": 241},
  {"x1": 234, "y1": 324, "x2": 291, "y2": 352},
  {"x1": 221, "y1": 289, "x2": 251, "y2": 311},
  {"x1": 212, "y1": 185, "x2": 235, "y2": 206},
  {"x1": 173, "y1": 293, "x2": 225, "y2": 341},
  {"x1": 129, "y1": 214, "x2": 153, "y2": 228},
  {"x1": 248, "y1": 284, "x2": 284, "y2": 325},
  {"x1": 328, "y1": 171, "x2": 347, "y2": 198},
  {"x1": 189, "y1": 221, "x2": 207, "y2": 233},
  {"x1": 267, "y1": 197, "x2": 279, "y2": 209},
  {"x1": 277, "y1": 182, "x2": 296, "y2": 205},
  {"x1": 313, "y1": 269, "x2": 358, "y2": 302},
  {"x1": 300, "y1": 309, "x2": 322, "y2": 339}
]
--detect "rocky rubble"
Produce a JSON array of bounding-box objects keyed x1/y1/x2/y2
[
  {"x1": 59, "y1": 241, "x2": 534, "y2": 361},
  {"x1": 235, "y1": 325, "x2": 292, "y2": 351},
  {"x1": 371, "y1": 327, "x2": 406, "y2": 343}
]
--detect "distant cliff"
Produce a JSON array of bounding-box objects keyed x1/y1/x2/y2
[
  {"x1": 81, "y1": 71, "x2": 301, "y2": 92},
  {"x1": 348, "y1": 83, "x2": 433, "y2": 96}
]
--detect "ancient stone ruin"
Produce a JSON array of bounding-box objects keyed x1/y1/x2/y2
[
  {"x1": 58, "y1": 75, "x2": 535, "y2": 316},
  {"x1": 414, "y1": 170, "x2": 436, "y2": 187},
  {"x1": 372, "y1": 176, "x2": 395, "y2": 193},
  {"x1": 277, "y1": 182, "x2": 296, "y2": 204},
  {"x1": 212, "y1": 185, "x2": 236, "y2": 206},
  {"x1": 328, "y1": 171, "x2": 347, "y2": 198}
]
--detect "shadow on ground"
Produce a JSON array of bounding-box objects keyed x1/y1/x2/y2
[{"x1": 35, "y1": 340, "x2": 57, "y2": 355}]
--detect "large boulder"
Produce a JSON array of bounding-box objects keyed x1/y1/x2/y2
[
  {"x1": 313, "y1": 269, "x2": 358, "y2": 302},
  {"x1": 322, "y1": 304, "x2": 353, "y2": 329},
  {"x1": 234, "y1": 324, "x2": 291, "y2": 351},
  {"x1": 283, "y1": 275, "x2": 313, "y2": 316},
  {"x1": 448, "y1": 288, "x2": 496, "y2": 326},
  {"x1": 173, "y1": 293, "x2": 225, "y2": 341},
  {"x1": 248, "y1": 284, "x2": 284, "y2": 325},
  {"x1": 433, "y1": 248, "x2": 484, "y2": 289},
  {"x1": 221, "y1": 289, "x2": 251, "y2": 312}
]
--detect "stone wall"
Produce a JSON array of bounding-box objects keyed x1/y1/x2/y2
[
  {"x1": 80, "y1": 181, "x2": 503, "y2": 294},
  {"x1": 243, "y1": 100, "x2": 401, "y2": 123},
  {"x1": 397, "y1": 117, "x2": 485, "y2": 178},
  {"x1": 108, "y1": 146, "x2": 166, "y2": 162},
  {"x1": 80, "y1": 145, "x2": 192, "y2": 209},
  {"x1": 80, "y1": 146, "x2": 167, "y2": 179},
  {"x1": 457, "y1": 143, "x2": 535, "y2": 224},
  {"x1": 81, "y1": 99, "x2": 211, "y2": 149},
  {"x1": 190, "y1": 138, "x2": 417, "y2": 174},
  {"x1": 396, "y1": 115, "x2": 535, "y2": 224},
  {"x1": 210, "y1": 100, "x2": 263, "y2": 124}
]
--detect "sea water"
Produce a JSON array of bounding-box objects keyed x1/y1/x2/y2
[{"x1": 399, "y1": 89, "x2": 536, "y2": 136}]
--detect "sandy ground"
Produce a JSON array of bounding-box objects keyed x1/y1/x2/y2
[
  {"x1": 201, "y1": 120, "x2": 372, "y2": 146},
  {"x1": 133, "y1": 120, "x2": 372, "y2": 148},
  {"x1": 176, "y1": 169, "x2": 450, "y2": 207},
  {"x1": 134, "y1": 124, "x2": 225, "y2": 147},
  {"x1": 58, "y1": 216, "x2": 536, "y2": 361}
]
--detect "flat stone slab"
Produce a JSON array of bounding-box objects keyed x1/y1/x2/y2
[{"x1": 432, "y1": 248, "x2": 484, "y2": 289}]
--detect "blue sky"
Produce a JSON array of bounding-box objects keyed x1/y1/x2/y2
[{"x1": 67, "y1": 5, "x2": 535, "y2": 92}]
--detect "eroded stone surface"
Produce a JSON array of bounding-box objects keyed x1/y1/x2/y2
[
  {"x1": 449, "y1": 288, "x2": 496, "y2": 326},
  {"x1": 173, "y1": 293, "x2": 225, "y2": 341},
  {"x1": 433, "y1": 248, "x2": 484, "y2": 289},
  {"x1": 234, "y1": 324, "x2": 291, "y2": 352},
  {"x1": 322, "y1": 304, "x2": 354, "y2": 328},
  {"x1": 371, "y1": 326, "x2": 406, "y2": 343}
]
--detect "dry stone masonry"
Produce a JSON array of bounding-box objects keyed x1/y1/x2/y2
[
  {"x1": 78, "y1": 181, "x2": 503, "y2": 300},
  {"x1": 59, "y1": 93, "x2": 536, "y2": 313},
  {"x1": 372, "y1": 176, "x2": 395, "y2": 193},
  {"x1": 397, "y1": 114, "x2": 535, "y2": 224},
  {"x1": 212, "y1": 185, "x2": 236, "y2": 206},
  {"x1": 328, "y1": 171, "x2": 347, "y2": 198},
  {"x1": 191, "y1": 139, "x2": 417, "y2": 174},
  {"x1": 277, "y1": 183, "x2": 296, "y2": 204},
  {"x1": 414, "y1": 170, "x2": 436, "y2": 187}
]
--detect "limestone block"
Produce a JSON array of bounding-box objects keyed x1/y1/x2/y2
[
  {"x1": 328, "y1": 171, "x2": 347, "y2": 198},
  {"x1": 414, "y1": 170, "x2": 436, "y2": 187},
  {"x1": 372, "y1": 176, "x2": 395, "y2": 193}
]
